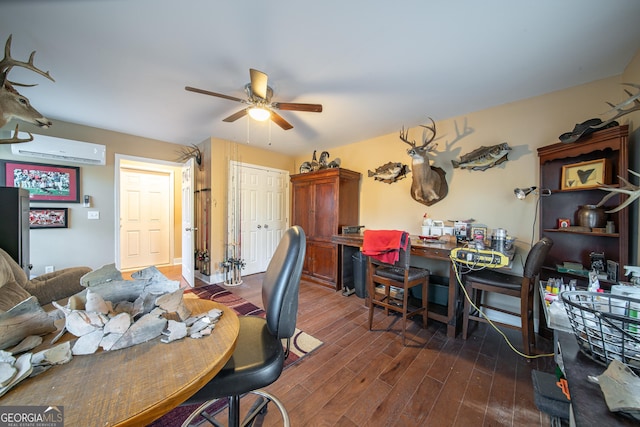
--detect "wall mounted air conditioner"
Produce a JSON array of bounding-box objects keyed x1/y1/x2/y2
[{"x1": 10, "y1": 135, "x2": 106, "y2": 165}]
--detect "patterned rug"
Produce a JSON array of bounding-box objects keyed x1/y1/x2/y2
[{"x1": 148, "y1": 283, "x2": 323, "y2": 426}]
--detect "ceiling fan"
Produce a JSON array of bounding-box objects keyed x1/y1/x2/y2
[{"x1": 185, "y1": 68, "x2": 322, "y2": 130}]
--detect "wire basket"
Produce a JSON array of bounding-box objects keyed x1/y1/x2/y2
[{"x1": 562, "y1": 291, "x2": 640, "y2": 373}]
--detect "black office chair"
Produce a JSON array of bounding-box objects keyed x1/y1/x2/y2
[
  {"x1": 461, "y1": 237, "x2": 553, "y2": 356},
  {"x1": 180, "y1": 226, "x2": 306, "y2": 427}
]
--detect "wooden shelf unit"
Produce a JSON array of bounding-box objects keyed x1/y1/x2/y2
[{"x1": 537, "y1": 125, "x2": 629, "y2": 287}]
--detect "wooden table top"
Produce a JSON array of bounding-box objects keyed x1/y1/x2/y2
[
  {"x1": 332, "y1": 233, "x2": 457, "y2": 259},
  {"x1": 0, "y1": 295, "x2": 240, "y2": 426}
]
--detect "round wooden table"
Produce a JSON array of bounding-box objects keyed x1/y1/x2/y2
[{"x1": 0, "y1": 296, "x2": 240, "y2": 426}]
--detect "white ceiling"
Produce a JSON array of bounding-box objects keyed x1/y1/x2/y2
[{"x1": 2, "y1": 1, "x2": 640, "y2": 156}]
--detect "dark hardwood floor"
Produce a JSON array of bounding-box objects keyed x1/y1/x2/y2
[{"x1": 161, "y1": 266, "x2": 555, "y2": 426}]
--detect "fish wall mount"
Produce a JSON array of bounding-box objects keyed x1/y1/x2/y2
[
  {"x1": 452, "y1": 142, "x2": 511, "y2": 172},
  {"x1": 367, "y1": 161, "x2": 410, "y2": 184}
]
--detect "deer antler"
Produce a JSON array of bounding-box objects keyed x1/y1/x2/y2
[
  {"x1": 0, "y1": 124, "x2": 34, "y2": 145},
  {"x1": 175, "y1": 144, "x2": 202, "y2": 166},
  {"x1": 0, "y1": 35, "x2": 54, "y2": 86},
  {"x1": 591, "y1": 83, "x2": 640, "y2": 129},
  {"x1": 0, "y1": 35, "x2": 55, "y2": 144},
  {"x1": 596, "y1": 169, "x2": 640, "y2": 213},
  {"x1": 399, "y1": 126, "x2": 416, "y2": 147},
  {"x1": 399, "y1": 117, "x2": 437, "y2": 149}
]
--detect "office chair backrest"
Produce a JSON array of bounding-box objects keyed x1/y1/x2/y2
[
  {"x1": 522, "y1": 237, "x2": 553, "y2": 279},
  {"x1": 262, "y1": 225, "x2": 306, "y2": 339}
]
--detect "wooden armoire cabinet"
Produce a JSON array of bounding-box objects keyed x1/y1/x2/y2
[
  {"x1": 537, "y1": 125, "x2": 629, "y2": 287},
  {"x1": 290, "y1": 168, "x2": 360, "y2": 290}
]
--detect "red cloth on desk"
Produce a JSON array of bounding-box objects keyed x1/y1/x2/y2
[{"x1": 362, "y1": 230, "x2": 408, "y2": 264}]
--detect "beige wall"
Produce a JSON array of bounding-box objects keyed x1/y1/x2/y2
[
  {"x1": 204, "y1": 138, "x2": 297, "y2": 279},
  {"x1": 0, "y1": 120, "x2": 188, "y2": 275},
  {"x1": 295, "y1": 71, "x2": 640, "y2": 271},
  {"x1": 1, "y1": 53, "x2": 638, "y2": 278}
]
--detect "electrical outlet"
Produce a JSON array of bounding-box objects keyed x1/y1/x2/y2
[
  {"x1": 45, "y1": 266, "x2": 54, "y2": 273},
  {"x1": 88, "y1": 211, "x2": 100, "y2": 220}
]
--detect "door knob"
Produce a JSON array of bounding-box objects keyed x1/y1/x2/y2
[
  {"x1": 185, "y1": 227, "x2": 198, "y2": 231},
  {"x1": 264, "y1": 224, "x2": 269, "y2": 229},
  {"x1": 257, "y1": 225, "x2": 262, "y2": 229}
]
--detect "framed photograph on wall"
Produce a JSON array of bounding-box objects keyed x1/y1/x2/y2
[
  {"x1": 0, "y1": 160, "x2": 80, "y2": 202},
  {"x1": 560, "y1": 158, "x2": 609, "y2": 190},
  {"x1": 29, "y1": 207, "x2": 69, "y2": 229}
]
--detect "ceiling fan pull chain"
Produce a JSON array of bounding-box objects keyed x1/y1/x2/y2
[{"x1": 246, "y1": 116, "x2": 250, "y2": 145}]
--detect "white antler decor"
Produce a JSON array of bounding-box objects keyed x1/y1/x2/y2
[
  {"x1": 591, "y1": 83, "x2": 640, "y2": 130},
  {"x1": 0, "y1": 35, "x2": 54, "y2": 144},
  {"x1": 597, "y1": 169, "x2": 640, "y2": 213}
]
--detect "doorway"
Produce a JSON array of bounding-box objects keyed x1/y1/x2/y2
[
  {"x1": 228, "y1": 161, "x2": 289, "y2": 276},
  {"x1": 115, "y1": 156, "x2": 181, "y2": 271}
]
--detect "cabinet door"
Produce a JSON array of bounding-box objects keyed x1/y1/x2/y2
[
  {"x1": 313, "y1": 180, "x2": 337, "y2": 240},
  {"x1": 309, "y1": 241, "x2": 337, "y2": 284},
  {"x1": 292, "y1": 182, "x2": 314, "y2": 236}
]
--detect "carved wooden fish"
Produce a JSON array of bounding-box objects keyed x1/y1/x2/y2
[{"x1": 451, "y1": 143, "x2": 511, "y2": 171}]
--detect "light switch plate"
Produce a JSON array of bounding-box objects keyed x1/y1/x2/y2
[{"x1": 88, "y1": 211, "x2": 100, "y2": 220}]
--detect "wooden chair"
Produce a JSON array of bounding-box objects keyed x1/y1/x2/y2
[
  {"x1": 461, "y1": 237, "x2": 553, "y2": 355},
  {"x1": 366, "y1": 236, "x2": 429, "y2": 346}
]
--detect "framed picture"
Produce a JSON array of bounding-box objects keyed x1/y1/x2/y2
[
  {"x1": 29, "y1": 207, "x2": 68, "y2": 229},
  {"x1": 560, "y1": 158, "x2": 609, "y2": 190},
  {"x1": 0, "y1": 160, "x2": 80, "y2": 202},
  {"x1": 471, "y1": 226, "x2": 487, "y2": 240},
  {"x1": 558, "y1": 218, "x2": 571, "y2": 228}
]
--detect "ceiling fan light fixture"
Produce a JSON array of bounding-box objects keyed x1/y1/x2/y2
[{"x1": 248, "y1": 106, "x2": 271, "y2": 121}]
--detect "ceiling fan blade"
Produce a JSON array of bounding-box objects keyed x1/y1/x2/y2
[
  {"x1": 185, "y1": 86, "x2": 245, "y2": 103},
  {"x1": 270, "y1": 111, "x2": 293, "y2": 130},
  {"x1": 249, "y1": 68, "x2": 269, "y2": 100},
  {"x1": 222, "y1": 109, "x2": 248, "y2": 122},
  {"x1": 273, "y1": 102, "x2": 323, "y2": 113}
]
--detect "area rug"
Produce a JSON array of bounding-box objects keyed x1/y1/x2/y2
[{"x1": 148, "y1": 283, "x2": 323, "y2": 426}]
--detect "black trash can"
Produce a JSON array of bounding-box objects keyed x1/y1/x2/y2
[{"x1": 352, "y1": 251, "x2": 368, "y2": 298}]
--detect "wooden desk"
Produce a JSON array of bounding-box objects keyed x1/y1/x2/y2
[
  {"x1": 0, "y1": 296, "x2": 240, "y2": 426},
  {"x1": 557, "y1": 331, "x2": 637, "y2": 426},
  {"x1": 332, "y1": 233, "x2": 460, "y2": 338}
]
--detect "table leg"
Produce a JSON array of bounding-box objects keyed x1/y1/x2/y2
[{"x1": 446, "y1": 263, "x2": 460, "y2": 338}]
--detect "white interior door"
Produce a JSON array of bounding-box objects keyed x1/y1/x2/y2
[
  {"x1": 229, "y1": 162, "x2": 288, "y2": 276},
  {"x1": 120, "y1": 168, "x2": 171, "y2": 270},
  {"x1": 181, "y1": 158, "x2": 195, "y2": 287}
]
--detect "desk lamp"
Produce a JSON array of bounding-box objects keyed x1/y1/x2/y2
[{"x1": 514, "y1": 186, "x2": 551, "y2": 200}]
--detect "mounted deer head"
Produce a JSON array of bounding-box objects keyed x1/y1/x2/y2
[
  {"x1": 400, "y1": 117, "x2": 448, "y2": 206},
  {"x1": 0, "y1": 35, "x2": 54, "y2": 144}
]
